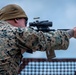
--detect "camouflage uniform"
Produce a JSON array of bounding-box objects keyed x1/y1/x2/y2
[{"x1": 0, "y1": 21, "x2": 70, "y2": 75}]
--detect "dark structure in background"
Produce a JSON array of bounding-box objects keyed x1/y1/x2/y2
[{"x1": 19, "y1": 58, "x2": 76, "y2": 75}]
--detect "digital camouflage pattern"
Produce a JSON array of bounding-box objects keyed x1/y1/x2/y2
[{"x1": 0, "y1": 21, "x2": 70, "y2": 75}]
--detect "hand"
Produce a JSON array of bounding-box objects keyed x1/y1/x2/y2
[{"x1": 73, "y1": 27, "x2": 76, "y2": 38}]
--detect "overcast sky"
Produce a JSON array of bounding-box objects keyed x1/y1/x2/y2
[{"x1": 0, "y1": 0, "x2": 76, "y2": 58}]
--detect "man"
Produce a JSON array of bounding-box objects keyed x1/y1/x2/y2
[{"x1": 0, "y1": 4, "x2": 76, "y2": 75}]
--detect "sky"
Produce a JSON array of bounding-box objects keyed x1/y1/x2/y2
[{"x1": 0, "y1": 0, "x2": 76, "y2": 58}]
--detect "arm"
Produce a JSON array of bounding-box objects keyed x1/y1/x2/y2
[
  {"x1": 15, "y1": 27, "x2": 70, "y2": 59},
  {"x1": 1, "y1": 21, "x2": 74, "y2": 59}
]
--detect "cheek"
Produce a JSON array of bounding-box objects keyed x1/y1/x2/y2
[{"x1": 19, "y1": 21, "x2": 26, "y2": 27}]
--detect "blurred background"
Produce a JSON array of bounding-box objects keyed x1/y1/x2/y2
[{"x1": 0, "y1": 0, "x2": 76, "y2": 58}]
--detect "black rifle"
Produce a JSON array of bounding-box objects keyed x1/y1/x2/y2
[
  {"x1": 29, "y1": 20, "x2": 69, "y2": 59},
  {"x1": 29, "y1": 20, "x2": 69, "y2": 32}
]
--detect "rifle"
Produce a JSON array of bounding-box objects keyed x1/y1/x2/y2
[
  {"x1": 29, "y1": 20, "x2": 69, "y2": 32},
  {"x1": 29, "y1": 19, "x2": 69, "y2": 59}
]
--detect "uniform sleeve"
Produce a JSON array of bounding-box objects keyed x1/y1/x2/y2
[
  {"x1": 15, "y1": 27, "x2": 70, "y2": 59},
  {"x1": 0, "y1": 21, "x2": 70, "y2": 59}
]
